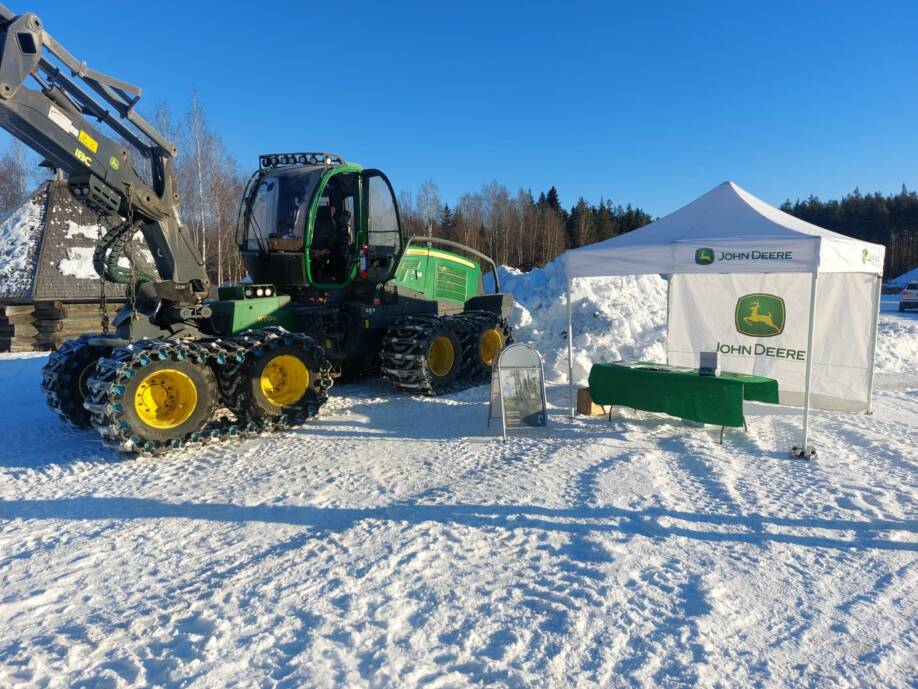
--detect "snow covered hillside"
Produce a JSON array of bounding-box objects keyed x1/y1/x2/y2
[
  {"x1": 0, "y1": 190, "x2": 44, "y2": 298},
  {"x1": 0, "y1": 264, "x2": 916, "y2": 688}
]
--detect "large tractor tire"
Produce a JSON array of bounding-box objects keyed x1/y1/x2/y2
[
  {"x1": 380, "y1": 316, "x2": 464, "y2": 394},
  {"x1": 451, "y1": 311, "x2": 513, "y2": 381},
  {"x1": 84, "y1": 341, "x2": 218, "y2": 453},
  {"x1": 216, "y1": 328, "x2": 334, "y2": 431},
  {"x1": 41, "y1": 334, "x2": 111, "y2": 429},
  {"x1": 75, "y1": 329, "x2": 332, "y2": 454}
]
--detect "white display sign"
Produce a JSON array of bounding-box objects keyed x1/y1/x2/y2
[
  {"x1": 666, "y1": 272, "x2": 878, "y2": 412},
  {"x1": 488, "y1": 343, "x2": 549, "y2": 439}
]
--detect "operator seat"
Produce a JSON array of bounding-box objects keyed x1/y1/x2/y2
[
  {"x1": 310, "y1": 204, "x2": 338, "y2": 281},
  {"x1": 312, "y1": 205, "x2": 336, "y2": 251}
]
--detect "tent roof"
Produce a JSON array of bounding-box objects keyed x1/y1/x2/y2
[{"x1": 565, "y1": 181, "x2": 885, "y2": 277}]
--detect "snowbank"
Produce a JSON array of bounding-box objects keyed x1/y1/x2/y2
[
  {"x1": 0, "y1": 194, "x2": 44, "y2": 297},
  {"x1": 496, "y1": 258, "x2": 668, "y2": 384},
  {"x1": 888, "y1": 266, "x2": 918, "y2": 289},
  {"x1": 875, "y1": 315, "x2": 918, "y2": 373}
]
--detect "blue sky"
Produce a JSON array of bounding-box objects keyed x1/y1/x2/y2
[{"x1": 10, "y1": 0, "x2": 918, "y2": 217}]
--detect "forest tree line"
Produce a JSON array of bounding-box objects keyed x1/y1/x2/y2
[
  {"x1": 0, "y1": 102, "x2": 915, "y2": 281},
  {"x1": 396, "y1": 181, "x2": 652, "y2": 270},
  {"x1": 781, "y1": 187, "x2": 918, "y2": 279}
]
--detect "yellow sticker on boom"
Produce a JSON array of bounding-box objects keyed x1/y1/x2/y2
[{"x1": 78, "y1": 130, "x2": 98, "y2": 153}]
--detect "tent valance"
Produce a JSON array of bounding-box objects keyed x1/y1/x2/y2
[{"x1": 564, "y1": 182, "x2": 884, "y2": 278}]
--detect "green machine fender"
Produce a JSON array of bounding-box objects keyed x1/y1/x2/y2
[{"x1": 210, "y1": 285, "x2": 299, "y2": 334}]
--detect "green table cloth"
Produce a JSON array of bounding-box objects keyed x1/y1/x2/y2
[{"x1": 587, "y1": 361, "x2": 779, "y2": 427}]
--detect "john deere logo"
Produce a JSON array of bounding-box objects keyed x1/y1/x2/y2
[
  {"x1": 735, "y1": 293, "x2": 785, "y2": 338},
  {"x1": 695, "y1": 248, "x2": 715, "y2": 265}
]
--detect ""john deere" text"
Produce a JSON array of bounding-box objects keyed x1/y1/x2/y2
[{"x1": 716, "y1": 342, "x2": 806, "y2": 360}]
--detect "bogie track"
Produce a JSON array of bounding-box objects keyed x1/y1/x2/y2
[
  {"x1": 82, "y1": 327, "x2": 333, "y2": 454},
  {"x1": 41, "y1": 333, "x2": 112, "y2": 429},
  {"x1": 380, "y1": 311, "x2": 512, "y2": 395}
]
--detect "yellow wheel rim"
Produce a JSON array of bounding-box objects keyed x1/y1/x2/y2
[
  {"x1": 428, "y1": 336, "x2": 455, "y2": 377},
  {"x1": 78, "y1": 361, "x2": 97, "y2": 397},
  {"x1": 479, "y1": 328, "x2": 504, "y2": 366},
  {"x1": 133, "y1": 368, "x2": 198, "y2": 430},
  {"x1": 260, "y1": 354, "x2": 310, "y2": 406}
]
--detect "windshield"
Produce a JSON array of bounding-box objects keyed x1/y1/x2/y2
[
  {"x1": 907, "y1": 282, "x2": 918, "y2": 290},
  {"x1": 246, "y1": 167, "x2": 324, "y2": 250}
]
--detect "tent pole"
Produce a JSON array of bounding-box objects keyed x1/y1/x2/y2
[
  {"x1": 665, "y1": 275, "x2": 672, "y2": 364},
  {"x1": 798, "y1": 272, "x2": 819, "y2": 457},
  {"x1": 567, "y1": 277, "x2": 575, "y2": 418},
  {"x1": 864, "y1": 274, "x2": 883, "y2": 414}
]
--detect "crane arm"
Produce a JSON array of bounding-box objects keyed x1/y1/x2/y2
[{"x1": 0, "y1": 5, "x2": 209, "y2": 304}]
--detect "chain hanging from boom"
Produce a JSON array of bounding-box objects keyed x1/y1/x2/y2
[{"x1": 96, "y1": 210, "x2": 109, "y2": 335}]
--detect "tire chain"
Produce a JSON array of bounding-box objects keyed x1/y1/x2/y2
[
  {"x1": 379, "y1": 311, "x2": 513, "y2": 395},
  {"x1": 41, "y1": 333, "x2": 109, "y2": 429},
  {"x1": 213, "y1": 327, "x2": 334, "y2": 432},
  {"x1": 82, "y1": 327, "x2": 333, "y2": 455}
]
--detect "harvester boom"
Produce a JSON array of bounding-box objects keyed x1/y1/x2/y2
[{"x1": 0, "y1": 4, "x2": 208, "y2": 304}]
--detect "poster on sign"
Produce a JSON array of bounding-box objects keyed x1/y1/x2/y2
[{"x1": 488, "y1": 343, "x2": 549, "y2": 439}]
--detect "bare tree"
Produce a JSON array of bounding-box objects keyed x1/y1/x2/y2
[
  {"x1": 189, "y1": 91, "x2": 210, "y2": 265},
  {"x1": 0, "y1": 140, "x2": 41, "y2": 215},
  {"x1": 416, "y1": 179, "x2": 441, "y2": 234}
]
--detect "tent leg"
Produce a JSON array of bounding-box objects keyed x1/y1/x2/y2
[
  {"x1": 864, "y1": 275, "x2": 882, "y2": 414},
  {"x1": 567, "y1": 277, "x2": 575, "y2": 419},
  {"x1": 793, "y1": 272, "x2": 819, "y2": 460}
]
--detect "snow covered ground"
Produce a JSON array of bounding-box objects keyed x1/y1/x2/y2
[{"x1": 0, "y1": 269, "x2": 916, "y2": 688}]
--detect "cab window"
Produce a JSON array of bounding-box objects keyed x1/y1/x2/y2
[
  {"x1": 367, "y1": 174, "x2": 400, "y2": 251},
  {"x1": 363, "y1": 172, "x2": 402, "y2": 282},
  {"x1": 309, "y1": 172, "x2": 358, "y2": 285}
]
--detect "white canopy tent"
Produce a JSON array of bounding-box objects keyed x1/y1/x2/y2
[{"x1": 563, "y1": 181, "x2": 886, "y2": 456}]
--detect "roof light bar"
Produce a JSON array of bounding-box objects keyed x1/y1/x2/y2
[{"x1": 258, "y1": 152, "x2": 346, "y2": 170}]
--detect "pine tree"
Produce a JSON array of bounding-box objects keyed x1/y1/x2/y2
[{"x1": 545, "y1": 186, "x2": 562, "y2": 213}]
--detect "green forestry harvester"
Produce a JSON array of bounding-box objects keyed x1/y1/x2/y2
[{"x1": 0, "y1": 5, "x2": 512, "y2": 453}]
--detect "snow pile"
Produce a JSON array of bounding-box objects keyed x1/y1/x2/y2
[
  {"x1": 497, "y1": 258, "x2": 668, "y2": 384},
  {"x1": 888, "y1": 266, "x2": 918, "y2": 288},
  {"x1": 0, "y1": 193, "x2": 44, "y2": 297},
  {"x1": 498, "y1": 257, "x2": 917, "y2": 382},
  {"x1": 875, "y1": 313, "x2": 918, "y2": 373}
]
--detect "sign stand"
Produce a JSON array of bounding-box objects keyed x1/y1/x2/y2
[{"x1": 488, "y1": 343, "x2": 549, "y2": 440}]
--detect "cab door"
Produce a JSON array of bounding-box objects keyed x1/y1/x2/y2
[
  {"x1": 304, "y1": 166, "x2": 360, "y2": 289},
  {"x1": 360, "y1": 170, "x2": 403, "y2": 283}
]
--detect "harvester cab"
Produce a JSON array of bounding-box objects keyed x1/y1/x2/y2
[
  {"x1": 233, "y1": 152, "x2": 515, "y2": 398},
  {"x1": 238, "y1": 153, "x2": 402, "y2": 293}
]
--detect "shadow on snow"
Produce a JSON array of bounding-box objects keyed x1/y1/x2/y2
[{"x1": 1, "y1": 496, "x2": 914, "y2": 553}]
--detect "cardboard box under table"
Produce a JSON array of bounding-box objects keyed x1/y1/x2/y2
[{"x1": 587, "y1": 362, "x2": 779, "y2": 429}]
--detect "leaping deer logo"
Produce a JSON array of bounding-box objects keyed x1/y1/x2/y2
[
  {"x1": 735, "y1": 293, "x2": 785, "y2": 338},
  {"x1": 742, "y1": 300, "x2": 779, "y2": 332}
]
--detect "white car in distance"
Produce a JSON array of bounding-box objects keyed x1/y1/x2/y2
[{"x1": 900, "y1": 281, "x2": 918, "y2": 312}]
